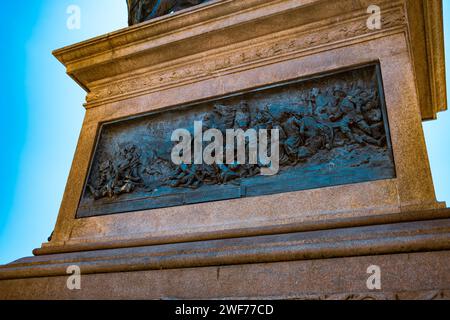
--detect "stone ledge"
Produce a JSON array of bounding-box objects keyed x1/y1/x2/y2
[
  {"x1": 35, "y1": 207, "x2": 450, "y2": 256},
  {"x1": 1, "y1": 250, "x2": 449, "y2": 299},
  {"x1": 2, "y1": 213, "x2": 450, "y2": 281}
]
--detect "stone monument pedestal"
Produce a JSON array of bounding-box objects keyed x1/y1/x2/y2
[{"x1": 1, "y1": 0, "x2": 449, "y2": 300}]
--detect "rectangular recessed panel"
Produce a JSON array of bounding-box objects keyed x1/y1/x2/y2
[{"x1": 77, "y1": 64, "x2": 395, "y2": 218}]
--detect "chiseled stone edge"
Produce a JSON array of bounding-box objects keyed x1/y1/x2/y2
[
  {"x1": 85, "y1": 6, "x2": 406, "y2": 106},
  {"x1": 1, "y1": 250, "x2": 450, "y2": 299},
  {"x1": 423, "y1": 0, "x2": 447, "y2": 117},
  {"x1": 51, "y1": 0, "x2": 447, "y2": 118},
  {"x1": 1, "y1": 216, "x2": 450, "y2": 281},
  {"x1": 35, "y1": 207, "x2": 450, "y2": 256}
]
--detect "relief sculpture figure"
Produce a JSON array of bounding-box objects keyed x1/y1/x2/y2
[{"x1": 87, "y1": 145, "x2": 144, "y2": 199}]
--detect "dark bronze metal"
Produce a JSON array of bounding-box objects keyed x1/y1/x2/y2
[
  {"x1": 127, "y1": 0, "x2": 211, "y2": 25},
  {"x1": 77, "y1": 64, "x2": 395, "y2": 218}
]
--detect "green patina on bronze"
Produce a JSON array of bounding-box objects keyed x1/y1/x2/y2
[{"x1": 127, "y1": 0, "x2": 211, "y2": 25}]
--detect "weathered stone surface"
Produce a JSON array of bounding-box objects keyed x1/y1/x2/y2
[
  {"x1": 2, "y1": 212, "x2": 450, "y2": 280},
  {"x1": 1, "y1": 249, "x2": 449, "y2": 300}
]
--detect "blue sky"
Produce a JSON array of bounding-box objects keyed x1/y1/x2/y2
[{"x1": 0, "y1": 1, "x2": 449, "y2": 265}]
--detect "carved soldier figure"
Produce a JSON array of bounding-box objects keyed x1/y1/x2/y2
[
  {"x1": 312, "y1": 88, "x2": 337, "y2": 121},
  {"x1": 307, "y1": 88, "x2": 323, "y2": 116},
  {"x1": 295, "y1": 115, "x2": 333, "y2": 161},
  {"x1": 255, "y1": 105, "x2": 289, "y2": 165},
  {"x1": 114, "y1": 145, "x2": 144, "y2": 195},
  {"x1": 88, "y1": 160, "x2": 116, "y2": 200},
  {"x1": 212, "y1": 103, "x2": 236, "y2": 134},
  {"x1": 216, "y1": 163, "x2": 241, "y2": 184},
  {"x1": 86, "y1": 145, "x2": 144, "y2": 199},
  {"x1": 234, "y1": 101, "x2": 251, "y2": 130},
  {"x1": 168, "y1": 163, "x2": 203, "y2": 189},
  {"x1": 357, "y1": 89, "x2": 386, "y2": 144},
  {"x1": 280, "y1": 111, "x2": 304, "y2": 163},
  {"x1": 127, "y1": 0, "x2": 211, "y2": 25},
  {"x1": 330, "y1": 85, "x2": 379, "y2": 145}
]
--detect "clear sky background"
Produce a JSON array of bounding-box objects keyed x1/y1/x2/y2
[{"x1": 0, "y1": 1, "x2": 449, "y2": 265}]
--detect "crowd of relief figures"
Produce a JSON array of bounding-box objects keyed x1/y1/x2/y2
[{"x1": 78, "y1": 65, "x2": 395, "y2": 217}]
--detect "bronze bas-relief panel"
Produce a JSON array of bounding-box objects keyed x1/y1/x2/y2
[{"x1": 77, "y1": 64, "x2": 395, "y2": 218}]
